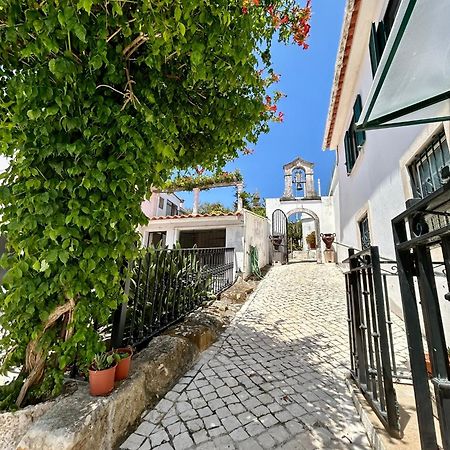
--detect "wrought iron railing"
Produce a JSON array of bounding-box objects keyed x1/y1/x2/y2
[
  {"x1": 392, "y1": 183, "x2": 450, "y2": 450},
  {"x1": 344, "y1": 247, "x2": 402, "y2": 437},
  {"x1": 111, "y1": 247, "x2": 234, "y2": 349}
]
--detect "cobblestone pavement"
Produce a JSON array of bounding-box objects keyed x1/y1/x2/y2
[{"x1": 121, "y1": 263, "x2": 371, "y2": 450}]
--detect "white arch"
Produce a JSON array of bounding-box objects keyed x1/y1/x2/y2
[{"x1": 286, "y1": 207, "x2": 322, "y2": 264}]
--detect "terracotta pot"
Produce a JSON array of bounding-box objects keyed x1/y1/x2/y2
[
  {"x1": 114, "y1": 348, "x2": 133, "y2": 381},
  {"x1": 89, "y1": 364, "x2": 117, "y2": 396}
]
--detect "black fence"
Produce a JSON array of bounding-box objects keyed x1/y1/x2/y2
[
  {"x1": 111, "y1": 247, "x2": 234, "y2": 349},
  {"x1": 393, "y1": 183, "x2": 450, "y2": 450},
  {"x1": 344, "y1": 247, "x2": 401, "y2": 437}
]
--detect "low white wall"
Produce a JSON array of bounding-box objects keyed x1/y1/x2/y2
[{"x1": 243, "y1": 210, "x2": 270, "y2": 277}]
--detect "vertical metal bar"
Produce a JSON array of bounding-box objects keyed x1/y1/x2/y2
[
  {"x1": 441, "y1": 235, "x2": 450, "y2": 296},
  {"x1": 111, "y1": 260, "x2": 133, "y2": 348},
  {"x1": 371, "y1": 247, "x2": 400, "y2": 435},
  {"x1": 416, "y1": 244, "x2": 450, "y2": 450},
  {"x1": 129, "y1": 256, "x2": 144, "y2": 342},
  {"x1": 345, "y1": 272, "x2": 356, "y2": 373},
  {"x1": 393, "y1": 219, "x2": 438, "y2": 450},
  {"x1": 366, "y1": 263, "x2": 385, "y2": 408},
  {"x1": 137, "y1": 251, "x2": 153, "y2": 340},
  {"x1": 146, "y1": 250, "x2": 158, "y2": 332},
  {"x1": 360, "y1": 265, "x2": 374, "y2": 395},
  {"x1": 348, "y1": 249, "x2": 368, "y2": 385},
  {"x1": 382, "y1": 273, "x2": 398, "y2": 375}
]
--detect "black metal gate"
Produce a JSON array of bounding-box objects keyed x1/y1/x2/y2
[
  {"x1": 344, "y1": 246, "x2": 402, "y2": 437},
  {"x1": 271, "y1": 209, "x2": 289, "y2": 264},
  {"x1": 392, "y1": 184, "x2": 450, "y2": 450}
]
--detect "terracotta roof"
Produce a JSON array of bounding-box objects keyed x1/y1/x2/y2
[
  {"x1": 148, "y1": 212, "x2": 241, "y2": 221},
  {"x1": 323, "y1": 0, "x2": 362, "y2": 150}
]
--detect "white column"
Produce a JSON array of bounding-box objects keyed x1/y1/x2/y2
[
  {"x1": 193, "y1": 188, "x2": 200, "y2": 214},
  {"x1": 237, "y1": 183, "x2": 244, "y2": 212},
  {"x1": 305, "y1": 170, "x2": 315, "y2": 197},
  {"x1": 283, "y1": 174, "x2": 293, "y2": 198},
  {"x1": 318, "y1": 179, "x2": 321, "y2": 197}
]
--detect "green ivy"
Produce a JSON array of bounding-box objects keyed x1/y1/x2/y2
[{"x1": 0, "y1": 0, "x2": 310, "y2": 409}]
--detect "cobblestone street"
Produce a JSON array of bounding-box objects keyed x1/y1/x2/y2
[{"x1": 121, "y1": 263, "x2": 371, "y2": 450}]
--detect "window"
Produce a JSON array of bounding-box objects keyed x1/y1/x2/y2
[
  {"x1": 369, "y1": 0, "x2": 401, "y2": 75},
  {"x1": 409, "y1": 132, "x2": 450, "y2": 199},
  {"x1": 166, "y1": 200, "x2": 178, "y2": 216},
  {"x1": 158, "y1": 196, "x2": 165, "y2": 210},
  {"x1": 179, "y1": 229, "x2": 226, "y2": 248},
  {"x1": 344, "y1": 95, "x2": 366, "y2": 174},
  {"x1": 359, "y1": 215, "x2": 371, "y2": 250}
]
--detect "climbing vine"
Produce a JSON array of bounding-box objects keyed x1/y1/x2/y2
[
  {"x1": 0, "y1": 0, "x2": 311, "y2": 409},
  {"x1": 161, "y1": 170, "x2": 243, "y2": 192}
]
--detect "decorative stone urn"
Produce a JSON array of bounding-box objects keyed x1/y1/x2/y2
[{"x1": 320, "y1": 233, "x2": 336, "y2": 250}]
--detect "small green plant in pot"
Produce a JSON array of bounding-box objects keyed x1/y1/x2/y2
[
  {"x1": 113, "y1": 347, "x2": 133, "y2": 381},
  {"x1": 89, "y1": 353, "x2": 117, "y2": 396}
]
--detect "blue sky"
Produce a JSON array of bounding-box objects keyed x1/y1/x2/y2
[{"x1": 180, "y1": 1, "x2": 346, "y2": 209}]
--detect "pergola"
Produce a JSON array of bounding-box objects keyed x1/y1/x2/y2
[{"x1": 153, "y1": 176, "x2": 244, "y2": 214}]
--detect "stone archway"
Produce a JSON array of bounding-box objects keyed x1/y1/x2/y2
[{"x1": 286, "y1": 207, "x2": 322, "y2": 264}]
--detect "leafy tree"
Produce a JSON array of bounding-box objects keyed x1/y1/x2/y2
[
  {"x1": 0, "y1": 0, "x2": 311, "y2": 408},
  {"x1": 288, "y1": 221, "x2": 302, "y2": 251},
  {"x1": 198, "y1": 202, "x2": 233, "y2": 215},
  {"x1": 236, "y1": 190, "x2": 266, "y2": 217}
]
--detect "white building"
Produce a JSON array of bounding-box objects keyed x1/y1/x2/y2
[
  {"x1": 139, "y1": 210, "x2": 270, "y2": 278},
  {"x1": 265, "y1": 157, "x2": 336, "y2": 263},
  {"x1": 323, "y1": 0, "x2": 450, "y2": 330}
]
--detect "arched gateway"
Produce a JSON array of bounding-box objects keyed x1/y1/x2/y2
[{"x1": 266, "y1": 156, "x2": 336, "y2": 264}]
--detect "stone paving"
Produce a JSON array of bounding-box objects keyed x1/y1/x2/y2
[{"x1": 121, "y1": 263, "x2": 371, "y2": 450}]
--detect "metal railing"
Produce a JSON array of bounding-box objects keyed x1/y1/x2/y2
[
  {"x1": 392, "y1": 183, "x2": 450, "y2": 450},
  {"x1": 111, "y1": 247, "x2": 234, "y2": 349},
  {"x1": 344, "y1": 247, "x2": 402, "y2": 437}
]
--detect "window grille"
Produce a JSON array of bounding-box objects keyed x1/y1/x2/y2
[
  {"x1": 158, "y1": 196, "x2": 164, "y2": 209},
  {"x1": 359, "y1": 215, "x2": 371, "y2": 250},
  {"x1": 409, "y1": 132, "x2": 450, "y2": 199}
]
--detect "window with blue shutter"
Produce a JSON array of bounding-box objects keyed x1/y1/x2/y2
[
  {"x1": 368, "y1": 0, "x2": 401, "y2": 76},
  {"x1": 344, "y1": 94, "x2": 365, "y2": 174}
]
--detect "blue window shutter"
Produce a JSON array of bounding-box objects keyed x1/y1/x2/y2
[
  {"x1": 369, "y1": 23, "x2": 379, "y2": 76},
  {"x1": 353, "y1": 94, "x2": 366, "y2": 148},
  {"x1": 344, "y1": 131, "x2": 352, "y2": 173},
  {"x1": 376, "y1": 21, "x2": 387, "y2": 57}
]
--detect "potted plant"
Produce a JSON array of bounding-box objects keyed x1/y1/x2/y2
[
  {"x1": 306, "y1": 231, "x2": 316, "y2": 250},
  {"x1": 89, "y1": 352, "x2": 117, "y2": 396},
  {"x1": 114, "y1": 347, "x2": 133, "y2": 381}
]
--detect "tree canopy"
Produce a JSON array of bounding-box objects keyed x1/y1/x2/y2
[{"x1": 0, "y1": 0, "x2": 311, "y2": 409}]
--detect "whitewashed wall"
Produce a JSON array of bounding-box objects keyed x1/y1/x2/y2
[
  {"x1": 327, "y1": 0, "x2": 450, "y2": 341},
  {"x1": 243, "y1": 210, "x2": 270, "y2": 277},
  {"x1": 265, "y1": 196, "x2": 335, "y2": 236}
]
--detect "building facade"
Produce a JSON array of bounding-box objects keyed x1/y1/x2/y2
[{"x1": 323, "y1": 0, "x2": 450, "y2": 332}]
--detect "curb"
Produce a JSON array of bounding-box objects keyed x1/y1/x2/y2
[{"x1": 345, "y1": 376, "x2": 386, "y2": 450}]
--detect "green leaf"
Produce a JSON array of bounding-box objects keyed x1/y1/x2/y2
[
  {"x1": 174, "y1": 6, "x2": 182, "y2": 21},
  {"x1": 90, "y1": 55, "x2": 103, "y2": 70},
  {"x1": 73, "y1": 24, "x2": 87, "y2": 43},
  {"x1": 77, "y1": 0, "x2": 93, "y2": 14},
  {"x1": 59, "y1": 251, "x2": 69, "y2": 264},
  {"x1": 178, "y1": 22, "x2": 186, "y2": 36}
]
